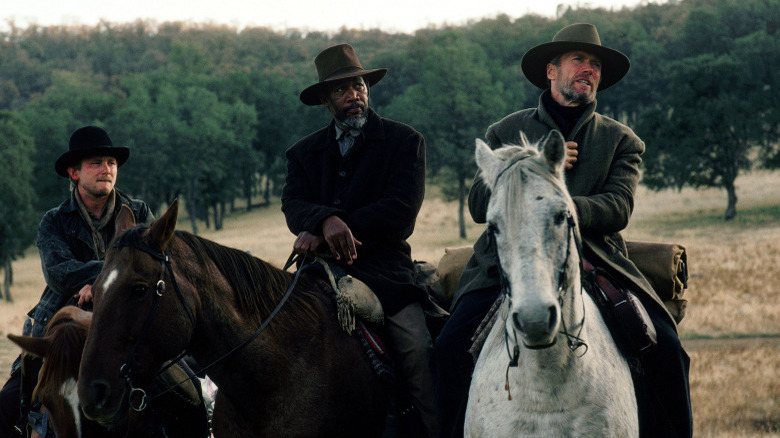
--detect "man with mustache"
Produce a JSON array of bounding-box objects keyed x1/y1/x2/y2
[
  {"x1": 282, "y1": 44, "x2": 434, "y2": 436},
  {"x1": 432, "y1": 23, "x2": 692, "y2": 437}
]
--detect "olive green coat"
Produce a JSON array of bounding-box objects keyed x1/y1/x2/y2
[{"x1": 452, "y1": 90, "x2": 675, "y2": 327}]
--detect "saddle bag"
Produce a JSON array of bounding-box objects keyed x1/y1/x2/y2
[{"x1": 582, "y1": 259, "x2": 657, "y2": 366}]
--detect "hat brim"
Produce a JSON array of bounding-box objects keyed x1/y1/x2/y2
[
  {"x1": 299, "y1": 68, "x2": 387, "y2": 106},
  {"x1": 521, "y1": 41, "x2": 630, "y2": 91},
  {"x1": 55, "y1": 146, "x2": 130, "y2": 177}
]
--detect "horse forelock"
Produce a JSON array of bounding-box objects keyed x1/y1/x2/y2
[
  {"x1": 173, "y1": 232, "x2": 321, "y2": 325},
  {"x1": 33, "y1": 319, "x2": 89, "y2": 404}
]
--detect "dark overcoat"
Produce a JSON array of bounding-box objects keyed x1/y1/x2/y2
[
  {"x1": 452, "y1": 90, "x2": 675, "y2": 327},
  {"x1": 281, "y1": 108, "x2": 426, "y2": 315},
  {"x1": 31, "y1": 188, "x2": 154, "y2": 337}
]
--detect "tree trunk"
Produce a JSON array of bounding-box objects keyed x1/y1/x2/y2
[
  {"x1": 186, "y1": 182, "x2": 199, "y2": 235},
  {"x1": 458, "y1": 176, "x2": 467, "y2": 239},
  {"x1": 3, "y1": 257, "x2": 13, "y2": 303},
  {"x1": 264, "y1": 175, "x2": 271, "y2": 207},
  {"x1": 724, "y1": 179, "x2": 738, "y2": 221}
]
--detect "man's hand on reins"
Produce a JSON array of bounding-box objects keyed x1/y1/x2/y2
[
  {"x1": 293, "y1": 231, "x2": 325, "y2": 256},
  {"x1": 321, "y1": 216, "x2": 361, "y2": 264}
]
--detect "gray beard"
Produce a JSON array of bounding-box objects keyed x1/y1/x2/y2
[
  {"x1": 338, "y1": 110, "x2": 367, "y2": 130},
  {"x1": 558, "y1": 82, "x2": 595, "y2": 106}
]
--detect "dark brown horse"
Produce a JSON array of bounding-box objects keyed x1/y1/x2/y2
[
  {"x1": 9, "y1": 306, "x2": 205, "y2": 438},
  {"x1": 77, "y1": 200, "x2": 390, "y2": 437}
]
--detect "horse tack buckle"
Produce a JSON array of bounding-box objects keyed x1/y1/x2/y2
[{"x1": 156, "y1": 279, "x2": 166, "y2": 297}]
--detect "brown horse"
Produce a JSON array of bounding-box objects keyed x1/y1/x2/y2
[
  {"x1": 8, "y1": 306, "x2": 205, "y2": 438},
  {"x1": 77, "y1": 200, "x2": 390, "y2": 437}
]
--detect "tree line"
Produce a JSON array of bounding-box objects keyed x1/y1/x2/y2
[{"x1": 1, "y1": 0, "x2": 779, "y2": 297}]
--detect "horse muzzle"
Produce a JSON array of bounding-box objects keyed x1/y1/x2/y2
[{"x1": 510, "y1": 302, "x2": 561, "y2": 348}]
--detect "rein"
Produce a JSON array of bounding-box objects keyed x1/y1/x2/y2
[{"x1": 115, "y1": 234, "x2": 310, "y2": 412}]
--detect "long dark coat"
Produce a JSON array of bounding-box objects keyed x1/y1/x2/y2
[
  {"x1": 453, "y1": 90, "x2": 675, "y2": 327},
  {"x1": 281, "y1": 108, "x2": 426, "y2": 315}
]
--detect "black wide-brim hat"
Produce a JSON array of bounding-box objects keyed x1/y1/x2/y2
[
  {"x1": 55, "y1": 126, "x2": 129, "y2": 177},
  {"x1": 299, "y1": 44, "x2": 387, "y2": 106},
  {"x1": 521, "y1": 23, "x2": 630, "y2": 91}
]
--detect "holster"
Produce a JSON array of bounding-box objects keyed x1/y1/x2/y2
[{"x1": 582, "y1": 258, "x2": 657, "y2": 371}]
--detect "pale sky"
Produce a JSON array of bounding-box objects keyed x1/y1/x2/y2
[{"x1": 2, "y1": 0, "x2": 655, "y2": 34}]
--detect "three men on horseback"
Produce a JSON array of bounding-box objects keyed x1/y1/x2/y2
[
  {"x1": 432, "y1": 23, "x2": 693, "y2": 437},
  {"x1": 282, "y1": 44, "x2": 435, "y2": 437}
]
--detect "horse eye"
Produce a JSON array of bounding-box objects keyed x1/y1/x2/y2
[
  {"x1": 132, "y1": 284, "x2": 149, "y2": 297},
  {"x1": 554, "y1": 211, "x2": 567, "y2": 225}
]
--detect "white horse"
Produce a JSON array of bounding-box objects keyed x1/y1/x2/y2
[{"x1": 464, "y1": 131, "x2": 638, "y2": 437}]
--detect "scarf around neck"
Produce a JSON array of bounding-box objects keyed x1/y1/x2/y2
[{"x1": 74, "y1": 188, "x2": 116, "y2": 260}]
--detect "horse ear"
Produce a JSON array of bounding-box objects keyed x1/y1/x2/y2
[
  {"x1": 541, "y1": 130, "x2": 566, "y2": 176},
  {"x1": 149, "y1": 199, "x2": 179, "y2": 251},
  {"x1": 114, "y1": 204, "x2": 137, "y2": 239},
  {"x1": 7, "y1": 333, "x2": 51, "y2": 358},
  {"x1": 475, "y1": 139, "x2": 499, "y2": 186}
]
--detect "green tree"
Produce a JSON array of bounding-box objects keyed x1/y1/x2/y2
[
  {"x1": 383, "y1": 32, "x2": 515, "y2": 238},
  {"x1": 0, "y1": 111, "x2": 37, "y2": 301}
]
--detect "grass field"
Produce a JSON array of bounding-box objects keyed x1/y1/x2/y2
[{"x1": 1, "y1": 170, "x2": 778, "y2": 437}]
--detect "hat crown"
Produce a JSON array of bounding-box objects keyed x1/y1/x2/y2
[
  {"x1": 552, "y1": 23, "x2": 602, "y2": 47},
  {"x1": 69, "y1": 126, "x2": 113, "y2": 151},
  {"x1": 315, "y1": 44, "x2": 364, "y2": 83}
]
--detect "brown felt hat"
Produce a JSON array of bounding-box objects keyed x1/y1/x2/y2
[
  {"x1": 55, "y1": 126, "x2": 129, "y2": 177},
  {"x1": 299, "y1": 44, "x2": 387, "y2": 106},
  {"x1": 521, "y1": 23, "x2": 630, "y2": 91}
]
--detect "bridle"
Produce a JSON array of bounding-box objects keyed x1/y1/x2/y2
[
  {"x1": 488, "y1": 156, "x2": 588, "y2": 369},
  {"x1": 112, "y1": 231, "x2": 309, "y2": 412}
]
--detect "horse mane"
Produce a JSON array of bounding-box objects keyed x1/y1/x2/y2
[
  {"x1": 171, "y1": 231, "x2": 321, "y2": 324},
  {"x1": 491, "y1": 140, "x2": 575, "y2": 215},
  {"x1": 33, "y1": 312, "x2": 89, "y2": 401}
]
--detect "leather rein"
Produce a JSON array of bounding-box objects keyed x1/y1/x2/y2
[{"x1": 114, "y1": 234, "x2": 308, "y2": 412}]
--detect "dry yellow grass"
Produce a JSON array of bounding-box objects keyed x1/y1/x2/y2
[{"x1": 1, "y1": 170, "x2": 778, "y2": 436}]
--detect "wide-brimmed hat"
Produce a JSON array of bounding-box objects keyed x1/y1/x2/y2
[
  {"x1": 521, "y1": 23, "x2": 630, "y2": 91},
  {"x1": 55, "y1": 126, "x2": 129, "y2": 177},
  {"x1": 299, "y1": 44, "x2": 387, "y2": 106}
]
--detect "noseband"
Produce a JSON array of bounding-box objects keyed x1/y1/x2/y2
[{"x1": 488, "y1": 156, "x2": 588, "y2": 368}]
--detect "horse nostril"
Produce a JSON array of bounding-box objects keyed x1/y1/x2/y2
[
  {"x1": 90, "y1": 380, "x2": 111, "y2": 409},
  {"x1": 547, "y1": 305, "x2": 560, "y2": 332},
  {"x1": 512, "y1": 312, "x2": 524, "y2": 333}
]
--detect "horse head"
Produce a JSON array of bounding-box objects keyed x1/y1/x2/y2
[
  {"x1": 78, "y1": 199, "x2": 195, "y2": 425},
  {"x1": 475, "y1": 130, "x2": 581, "y2": 349},
  {"x1": 8, "y1": 306, "x2": 102, "y2": 438}
]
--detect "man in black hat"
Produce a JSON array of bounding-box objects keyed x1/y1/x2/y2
[
  {"x1": 0, "y1": 125, "x2": 154, "y2": 436},
  {"x1": 432, "y1": 23, "x2": 692, "y2": 437},
  {"x1": 282, "y1": 44, "x2": 434, "y2": 436}
]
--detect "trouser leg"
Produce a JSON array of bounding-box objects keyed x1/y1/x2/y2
[
  {"x1": 0, "y1": 372, "x2": 22, "y2": 436},
  {"x1": 431, "y1": 287, "x2": 500, "y2": 438},
  {"x1": 636, "y1": 294, "x2": 693, "y2": 438},
  {"x1": 385, "y1": 301, "x2": 436, "y2": 438}
]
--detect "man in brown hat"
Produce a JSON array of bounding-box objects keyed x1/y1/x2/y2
[
  {"x1": 432, "y1": 23, "x2": 692, "y2": 437},
  {"x1": 0, "y1": 125, "x2": 156, "y2": 436},
  {"x1": 282, "y1": 44, "x2": 434, "y2": 436}
]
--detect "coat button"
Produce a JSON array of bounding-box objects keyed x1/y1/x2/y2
[
  {"x1": 338, "y1": 170, "x2": 347, "y2": 177},
  {"x1": 333, "y1": 198, "x2": 341, "y2": 205}
]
